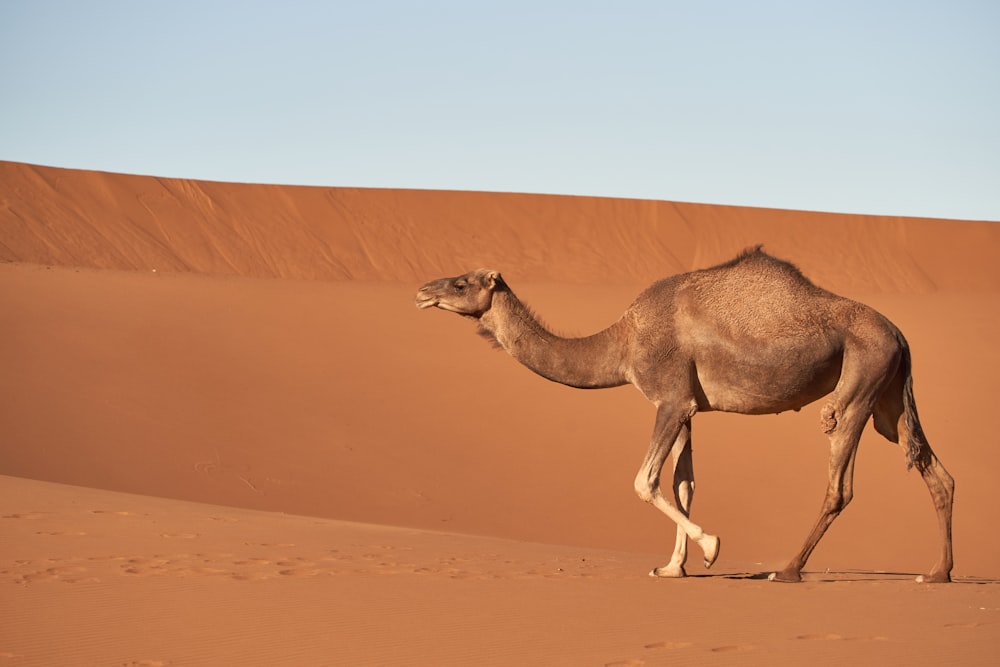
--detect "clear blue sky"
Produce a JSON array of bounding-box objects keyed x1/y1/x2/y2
[{"x1": 2, "y1": 1, "x2": 998, "y2": 220}]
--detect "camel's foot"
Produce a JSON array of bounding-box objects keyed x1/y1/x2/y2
[
  {"x1": 767, "y1": 568, "x2": 802, "y2": 583},
  {"x1": 698, "y1": 534, "x2": 720, "y2": 569},
  {"x1": 649, "y1": 563, "x2": 686, "y2": 578},
  {"x1": 916, "y1": 571, "x2": 951, "y2": 584}
]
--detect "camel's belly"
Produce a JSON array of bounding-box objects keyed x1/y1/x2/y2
[{"x1": 692, "y1": 343, "x2": 843, "y2": 415}]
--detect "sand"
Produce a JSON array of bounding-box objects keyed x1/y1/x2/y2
[{"x1": 1, "y1": 161, "x2": 998, "y2": 665}]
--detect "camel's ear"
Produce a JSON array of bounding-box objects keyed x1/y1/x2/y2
[{"x1": 484, "y1": 270, "x2": 503, "y2": 290}]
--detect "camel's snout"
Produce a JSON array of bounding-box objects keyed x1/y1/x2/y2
[{"x1": 414, "y1": 285, "x2": 438, "y2": 310}]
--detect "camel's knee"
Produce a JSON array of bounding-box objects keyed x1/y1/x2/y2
[
  {"x1": 633, "y1": 475, "x2": 657, "y2": 504},
  {"x1": 821, "y1": 488, "x2": 852, "y2": 515}
]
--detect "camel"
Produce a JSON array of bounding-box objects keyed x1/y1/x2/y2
[{"x1": 414, "y1": 248, "x2": 954, "y2": 583}]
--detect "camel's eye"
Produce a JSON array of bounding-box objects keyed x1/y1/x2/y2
[{"x1": 454, "y1": 281, "x2": 466, "y2": 292}]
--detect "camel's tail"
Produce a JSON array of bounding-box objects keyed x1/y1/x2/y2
[{"x1": 899, "y1": 343, "x2": 931, "y2": 472}]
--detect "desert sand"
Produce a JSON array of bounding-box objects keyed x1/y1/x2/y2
[{"x1": 1, "y1": 160, "x2": 998, "y2": 665}]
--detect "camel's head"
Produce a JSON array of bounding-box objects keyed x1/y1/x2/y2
[{"x1": 415, "y1": 269, "x2": 505, "y2": 318}]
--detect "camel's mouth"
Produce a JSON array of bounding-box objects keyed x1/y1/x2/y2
[
  {"x1": 414, "y1": 293, "x2": 438, "y2": 309},
  {"x1": 415, "y1": 294, "x2": 473, "y2": 315}
]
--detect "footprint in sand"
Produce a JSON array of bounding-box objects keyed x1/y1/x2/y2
[
  {"x1": 644, "y1": 641, "x2": 693, "y2": 650},
  {"x1": 278, "y1": 568, "x2": 325, "y2": 577},
  {"x1": 233, "y1": 558, "x2": 272, "y2": 566},
  {"x1": 159, "y1": 532, "x2": 199, "y2": 539},
  {"x1": 15, "y1": 564, "x2": 89, "y2": 584},
  {"x1": 711, "y1": 644, "x2": 758, "y2": 653},
  {"x1": 230, "y1": 570, "x2": 276, "y2": 581},
  {"x1": 795, "y1": 633, "x2": 888, "y2": 642}
]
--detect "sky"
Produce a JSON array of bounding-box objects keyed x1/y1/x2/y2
[{"x1": 2, "y1": 1, "x2": 998, "y2": 220}]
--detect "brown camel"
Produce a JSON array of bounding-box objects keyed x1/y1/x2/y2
[{"x1": 415, "y1": 248, "x2": 954, "y2": 583}]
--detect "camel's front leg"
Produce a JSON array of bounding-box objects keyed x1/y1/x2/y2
[
  {"x1": 650, "y1": 424, "x2": 695, "y2": 577},
  {"x1": 634, "y1": 405, "x2": 719, "y2": 577}
]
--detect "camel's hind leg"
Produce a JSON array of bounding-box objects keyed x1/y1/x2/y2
[
  {"x1": 635, "y1": 404, "x2": 719, "y2": 577},
  {"x1": 770, "y1": 399, "x2": 868, "y2": 583},
  {"x1": 771, "y1": 332, "x2": 904, "y2": 584},
  {"x1": 873, "y1": 361, "x2": 955, "y2": 583},
  {"x1": 912, "y1": 451, "x2": 954, "y2": 583},
  {"x1": 650, "y1": 423, "x2": 695, "y2": 577}
]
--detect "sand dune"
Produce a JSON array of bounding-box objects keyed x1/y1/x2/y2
[
  {"x1": 1, "y1": 161, "x2": 998, "y2": 664},
  {"x1": 3, "y1": 161, "x2": 998, "y2": 291}
]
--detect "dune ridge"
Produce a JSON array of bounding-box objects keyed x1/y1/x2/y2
[{"x1": 3, "y1": 160, "x2": 998, "y2": 292}]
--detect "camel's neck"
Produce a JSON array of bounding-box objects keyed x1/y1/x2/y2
[{"x1": 478, "y1": 289, "x2": 630, "y2": 390}]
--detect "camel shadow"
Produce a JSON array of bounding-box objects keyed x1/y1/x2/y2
[{"x1": 687, "y1": 570, "x2": 1000, "y2": 585}]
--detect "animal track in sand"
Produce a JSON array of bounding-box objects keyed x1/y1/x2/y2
[
  {"x1": 3, "y1": 545, "x2": 620, "y2": 584},
  {"x1": 795, "y1": 633, "x2": 888, "y2": 642},
  {"x1": 944, "y1": 621, "x2": 985, "y2": 629},
  {"x1": 193, "y1": 452, "x2": 265, "y2": 494},
  {"x1": 644, "y1": 641, "x2": 693, "y2": 650},
  {"x1": 9, "y1": 564, "x2": 95, "y2": 585},
  {"x1": 711, "y1": 644, "x2": 758, "y2": 653}
]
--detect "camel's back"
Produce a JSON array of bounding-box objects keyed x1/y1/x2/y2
[
  {"x1": 623, "y1": 249, "x2": 904, "y2": 413},
  {"x1": 630, "y1": 248, "x2": 861, "y2": 340}
]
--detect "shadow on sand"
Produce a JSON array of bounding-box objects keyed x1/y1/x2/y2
[{"x1": 686, "y1": 569, "x2": 1000, "y2": 584}]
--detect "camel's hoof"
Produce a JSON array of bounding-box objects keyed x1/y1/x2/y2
[
  {"x1": 700, "y1": 534, "x2": 720, "y2": 569},
  {"x1": 768, "y1": 569, "x2": 802, "y2": 583},
  {"x1": 649, "y1": 565, "x2": 686, "y2": 578},
  {"x1": 916, "y1": 572, "x2": 951, "y2": 584}
]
